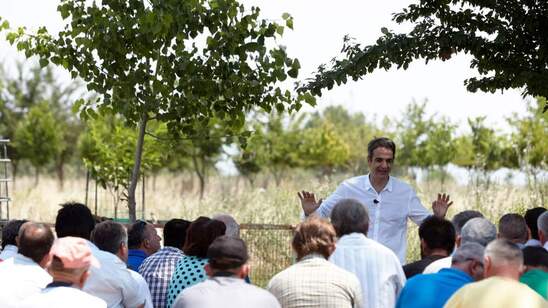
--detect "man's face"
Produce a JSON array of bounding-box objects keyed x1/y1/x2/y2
[
  {"x1": 368, "y1": 147, "x2": 394, "y2": 179},
  {"x1": 144, "y1": 224, "x2": 162, "y2": 255}
]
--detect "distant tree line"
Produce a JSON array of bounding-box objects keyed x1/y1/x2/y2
[{"x1": 0, "y1": 62, "x2": 546, "y2": 206}]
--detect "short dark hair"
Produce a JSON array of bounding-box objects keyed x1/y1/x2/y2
[
  {"x1": 452, "y1": 210, "x2": 484, "y2": 235},
  {"x1": 91, "y1": 221, "x2": 127, "y2": 254},
  {"x1": 1, "y1": 219, "x2": 28, "y2": 249},
  {"x1": 367, "y1": 137, "x2": 396, "y2": 159},
  {"x1": 525, "y1": 207, "x2": 546, "y2": 241},
  {"x1": 55, "y1": 202, "x2": 96, "y2": 240},
  {"x1": 330, "y1": 199, "x2": 369, "y2": 237},
  {"x1": 522, "y1": 246, "x2": 548, "y2": 268},
  {"x1": 183, "y1": 217, "x2": 226, "y2": 257},
  {"x1": 498, "y1": 213, "x2": 528, "y2": 244},
  {"x1": 419, "y1": 216, "x2": 456, "y2": 254},
  {"x1": 18, "y1": 222, "x2": 55, "y2": 264},
  {"x1": 163, "y1": 219, "x2": 191, "y2": 249},
  {"x1": 128, "y1": 221, "x2": 148, "y2": 249}
]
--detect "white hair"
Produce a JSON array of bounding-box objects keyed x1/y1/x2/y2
[{"x1": 213, "y1": 214, "x2": 240, "y2": 238}]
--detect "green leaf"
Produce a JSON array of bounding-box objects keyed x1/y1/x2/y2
[
  {"x1": 39, "y1": 58, "x2": 49, "y2": 68},
  {"x1": 0, "y1": 20, "x2": 9, "y2": 30},
  {"x1": 282, "y1": 13, "x2": 290, "y2": 20},
  {"x1": 380, "y1": 27, "x2": 389, "y2": 35}
]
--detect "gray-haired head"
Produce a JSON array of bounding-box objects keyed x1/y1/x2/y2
[
  {"x1": 452, "y1": 210, "x2": 484, "y2": 235},
  {"x1": 330, "y1": 199, "x2": 369, "y2": 237},
  {"x1": 91, "y1": 221, "x2": 128, "y2": 255},
  {"x1": 213, "y1": 214, "x2": 240, "y2": 238},
  {"x1": 537, "y1": 211, "x2": 548, "y2": 244},
  {"x1": 452, "y1": 242, "x2": 485, "y2": 265},
  {"x1": 485, "y1": 239, "x2": 523, "y2": 266},
  {"x1": 461, "y1": 217, "x2": 496, "y2": 247},
  {"x1": 498, "y1": 213, "x2": 528, "y2": 244}
]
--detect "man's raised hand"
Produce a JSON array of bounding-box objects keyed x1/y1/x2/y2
[
  {"x1": 432, "y1": 193, "x2": 453, "y2": 218},
  {"x1": 298, "y1": 191, "x2": 322, "y2": 216}
]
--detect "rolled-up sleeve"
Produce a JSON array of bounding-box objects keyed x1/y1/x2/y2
[{"x1": 407, "y1": 190, "x2": 431, "y2": 225}]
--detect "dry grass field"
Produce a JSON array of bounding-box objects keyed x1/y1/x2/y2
[
  {"x1": 4, "y1": 172, "x2": 545, "y2": 286},
  {"x1": 8, "y1": 172, "x2": 544, "y2": 254}
]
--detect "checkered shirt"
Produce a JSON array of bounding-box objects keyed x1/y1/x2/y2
[
  {"x1": 138, "y1": 246, "x2": 184, "y2": 308},
  {"x1": 267, "y1": 254, "x2": 363, "y2": 308}
]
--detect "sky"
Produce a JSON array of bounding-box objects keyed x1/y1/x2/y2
[{"x1": 0, "y1": 0, "x2": 529, "y2": 133}]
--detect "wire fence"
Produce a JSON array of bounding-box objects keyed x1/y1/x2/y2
[{"x1": 240, "y1": 224, "x2": 295, "y2": 287}]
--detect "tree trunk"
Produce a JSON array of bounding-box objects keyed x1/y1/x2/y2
[
  {"x1": 192, "y1": 154, "x2": 206, "y2": 199},
  {"x1": 85, "y1": 170, "x2": 90, "y2": 206},
  {"x1": 127, "y1": 113, "x2": 148, "y2": 222},
  {"x1": 56, "y1": 159, "x2": 65, "y2": 190},
  {"x1": 34, "y1": 167, "x2": 39, "y2": 186}
]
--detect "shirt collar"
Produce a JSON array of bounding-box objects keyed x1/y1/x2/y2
[
  {"x1": 440, "y1": 267, "x2": 474, "y2": 282},
  {"x1": 365, "y1": 174, "x2": 393, "y2": 192},
  {"x1": 128, "y1": 249, "x2": 148, "y2": 258},
  {"x1": 300, "y1": 253, "x2": 327, "y2": 262},
  {"x1": 2, "y1": 245, "x2": 18, "y2": 253}
]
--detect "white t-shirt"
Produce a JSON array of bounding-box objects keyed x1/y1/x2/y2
[
  {"x1": 422, "y1": 256, "x2": 452, "y2": 274},
  {"x1": 84, "y1": 241, "x2": 146, "y2": 308},
  {"x1": 19, "y1": 285, "x2": 107, "y2": 308},
  {"x1": 0, "y1": 253, "x2": 52, "y2": 307}
]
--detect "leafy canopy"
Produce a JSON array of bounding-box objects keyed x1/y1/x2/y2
[
  {"x1": 299, "y1": 0, "x2": 548, "y2": 111},
  {"x1": 1, "y1": 0, "x2": 313, "y2": 134}
]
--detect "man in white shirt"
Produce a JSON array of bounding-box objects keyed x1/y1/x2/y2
[
  {"x1": 329, "y1": 199, "x2": 405, "y2": 308},
  {"x1": 299, "y1": 137, "x2": 452, "y2": 262},
  {"x1": 20, "y1": 237, "x2": 107, "y2": 308},
  {"x1": 91, "y1": 220, "x2": 150, "y2": 308},
  {"x1": 537, "y1": 211, "x2": 548, "y2": 250},
  {"x1": 0, "y1": 222, "x2": 54, "y2": 307},
  {"x1": 0, "y1": 219, "x2": 27, "y2": 261},
  {"x1": 55, "y1": 202, "x2": 146, "y2": 308}
]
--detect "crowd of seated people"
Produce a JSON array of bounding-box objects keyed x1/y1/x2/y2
[{"x1": 0, "y1": 201, "x2": 546, "y2": 308}]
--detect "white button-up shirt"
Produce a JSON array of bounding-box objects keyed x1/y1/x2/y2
[
  {"x1": 0, "y1": 253, "x2": 52, "y2": 307},
  {"x1": 84, "y1": 241, "x2": 146, "y2": 308},
  {"x1": 313, "y1": 175, "x2": 431, "y2": 262},
  {"x1": 329, "y1": 233, "x2": 406, "y2": 308}
]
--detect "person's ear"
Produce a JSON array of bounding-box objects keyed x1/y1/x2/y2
[
  {"x1": 39, "y1": 253, "x2": 52, "y2": 269},
  {"x1": 78, "y1": 270, "x2": 90, "y2": 289},
  {"x1": 455, "y1": 235, "x2": 462, "y2": 247},
  {"x1": 204, "y1": 264, "x2": 214, "y2": 277},
  {"x1": 483, "y1": 256, "x2": 492, "y2": 278},
  {"x1": 239, "y1": 264, "x2": 250, "y2": 279},
  {"x1": 526, "y1": 227, "x2": 532, "y2": 241},
  {"x1": 15, "y1": 236, "x2": 20, "y2": 247}
]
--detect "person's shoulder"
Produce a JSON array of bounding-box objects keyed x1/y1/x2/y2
[
  {"x1": 388, "y1": 176, "x2": 416, "y2": 191},
  {"x1": 342, "y1": 175, "x2": 368, "y2": 186}
]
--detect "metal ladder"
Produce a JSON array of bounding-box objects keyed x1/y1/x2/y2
[{"x1": 0, "y1": 139, "x2": 11, "y2": 221}]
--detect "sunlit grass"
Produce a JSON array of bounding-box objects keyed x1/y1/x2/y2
[{"x1": 7, "y1": 172, "x2": 545, "y2": 265}]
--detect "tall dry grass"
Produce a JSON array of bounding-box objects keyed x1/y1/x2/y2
[{"x1": 6, "y1": 172, "x2": 545, "y2": 263}]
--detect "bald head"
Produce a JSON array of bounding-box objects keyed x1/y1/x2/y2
[{"x1": 17, "y1": 222, "x2": 55, "y2": 265}]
